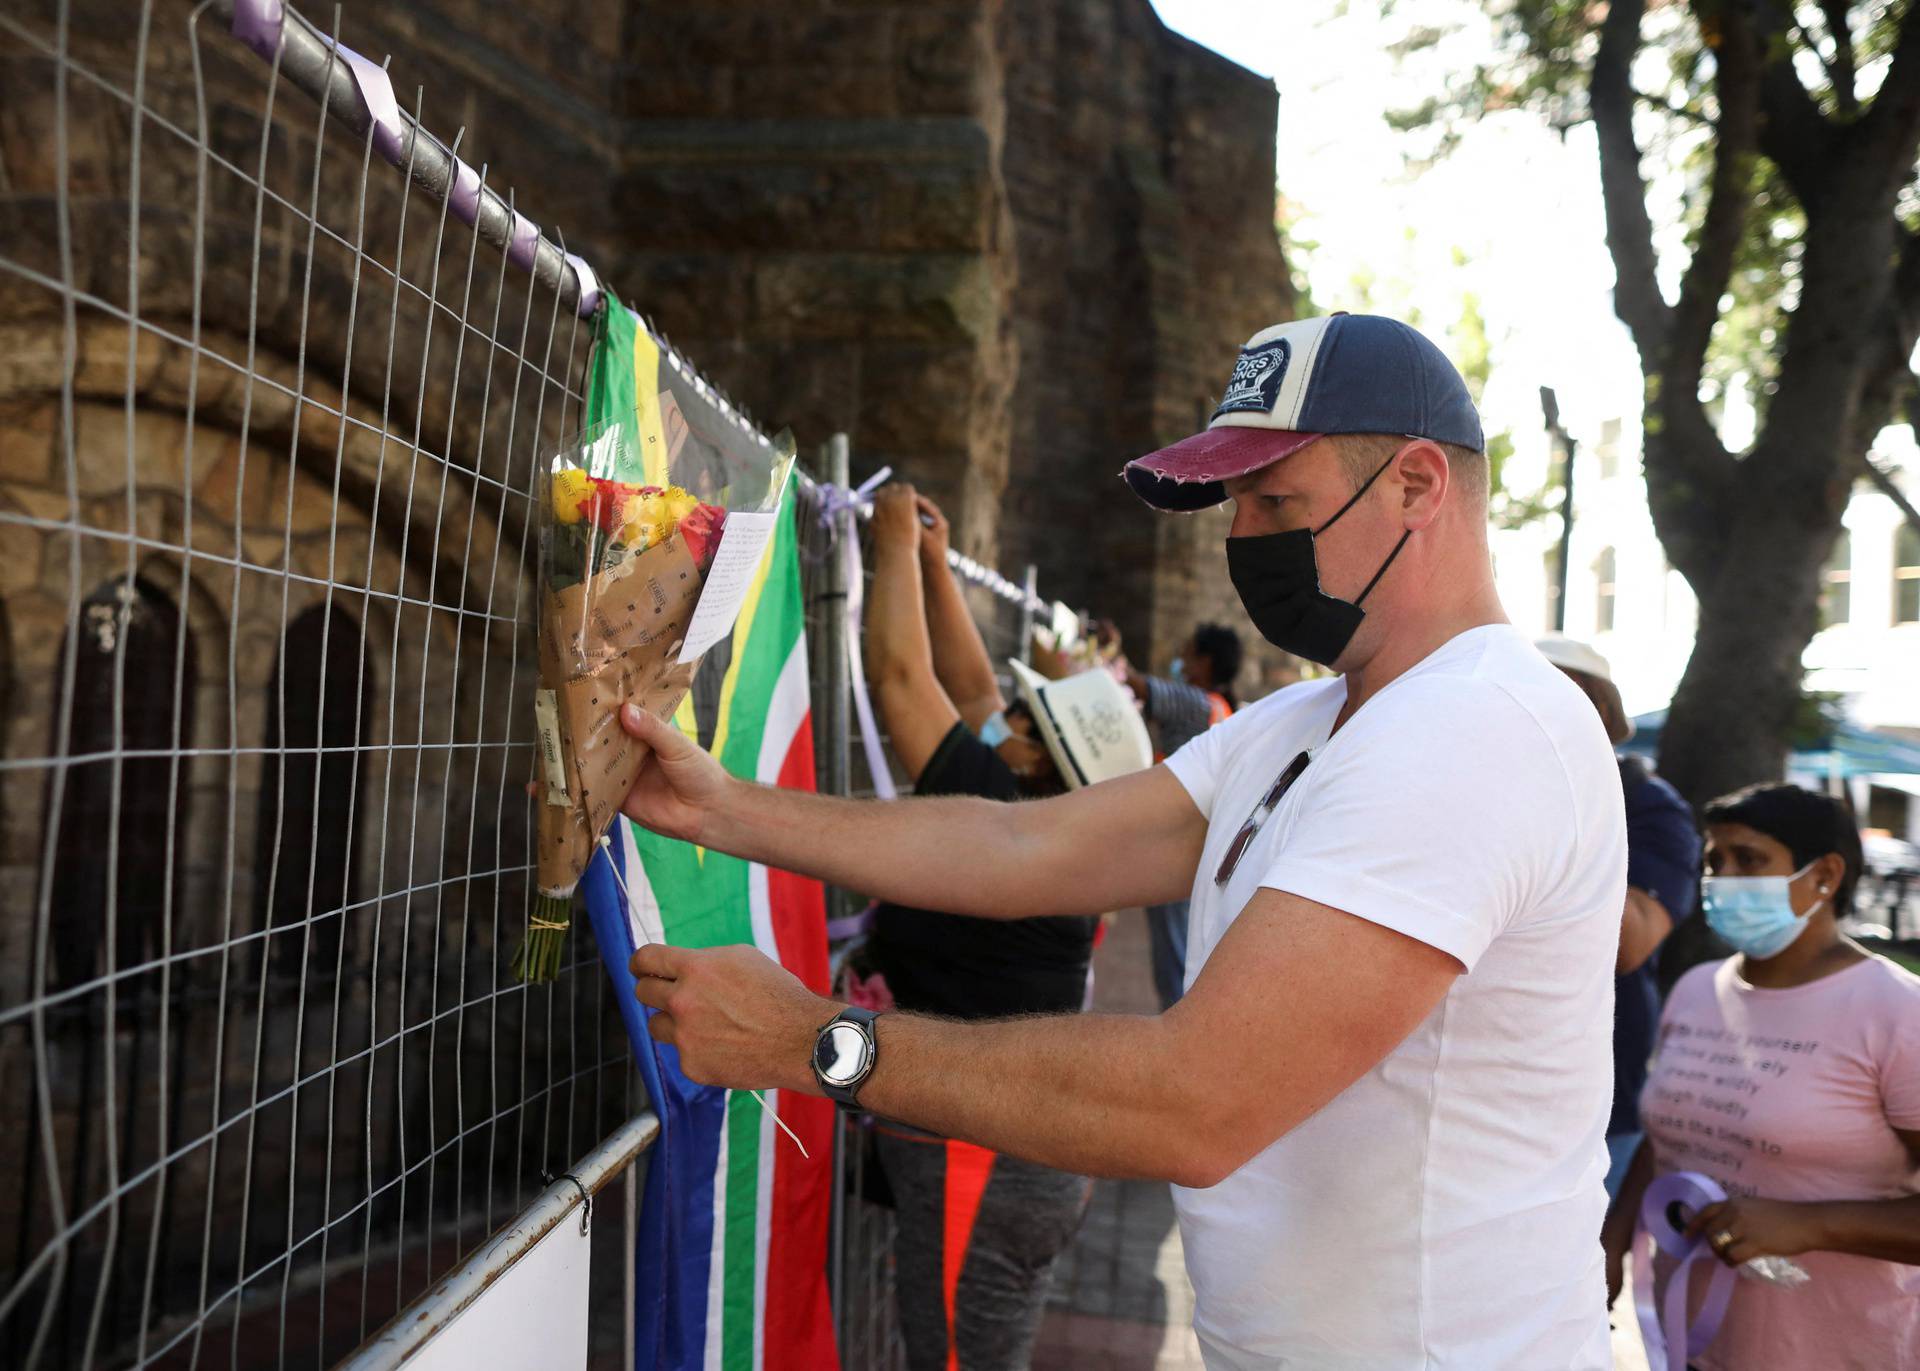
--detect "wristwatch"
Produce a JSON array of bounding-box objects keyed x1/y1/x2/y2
[{"x1": 811, "y1": 1006, "x2": 880, "y2": 1109}]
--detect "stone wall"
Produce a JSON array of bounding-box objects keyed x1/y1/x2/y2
[{"x1": 594, "y1": 0, "x2": 1294, "y2": 685}]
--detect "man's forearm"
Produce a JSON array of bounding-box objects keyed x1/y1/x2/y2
[
  {"x1": 703, "y1": 781, "x2": 1084, "y2": 919},
  {"x1": 921, "y1": 558, "x2": 1001, "y2": 718},
  {"x1": 843, "y1": 1010, "x2": 1222, "y2": 1187},
  {"x1": 696, "y1": 763, "x2": 1202, "y2": 919},
  {"x1": 866, "y1": 537, "x2": 930, "y2": 685}
]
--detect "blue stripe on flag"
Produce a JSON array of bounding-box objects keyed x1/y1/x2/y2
[{"x1": 583, "y1": 837, "x2": 730, "y2": 1371}]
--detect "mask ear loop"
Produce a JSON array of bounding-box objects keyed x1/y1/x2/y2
[
  {"x1": 1312, "y1": 448, "x2": 1402, "y2": 536},
  {"x1": 1354, "y1": 530, "x2": 1413, "y2": 608},
  {"x1": 1306, "y1": 444, "x2": 1416, "y2": 610},
  {"x1": 1791, "y1": 858, "x2": 1833, "y2": 919}
]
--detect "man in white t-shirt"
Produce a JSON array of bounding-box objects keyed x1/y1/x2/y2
[{"x1": 609, "y1": 314, "x2": 1625, "y2": 1368}]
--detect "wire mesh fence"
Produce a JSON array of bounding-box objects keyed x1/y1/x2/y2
[
  {"x1": 1, "y1": 2, "x2": 1058, "y2": 1367},
  {"x1": 0, "y1": 1, "x2": 638, "y2": 1364}
]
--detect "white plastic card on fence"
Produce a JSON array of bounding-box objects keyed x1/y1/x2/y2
[
  {"x1": 407, "y1": 1207, "x2": 591, "y2": 1371},
  {"x1": 676, "y1": 462, "x2": 796, "y2": 664}
]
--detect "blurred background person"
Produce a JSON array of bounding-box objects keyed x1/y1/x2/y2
[
  {"x1": 862, "y1": 482, "x2": 1139, "y2": 1371},
  {"x1": 1601, "y1": 783, "x2": 1920, "y2": 1370},
  {"x1": 1538, "y1": 635, "x2": 1701, "y2": 1199},
  {"x1": 1103, "y1": 619, "x2": 1243, "y2": 1007}
]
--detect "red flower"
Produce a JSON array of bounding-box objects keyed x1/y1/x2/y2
[
  {"x1": 584, "y1": 477, "x2": 635, "y2": 534},
  {"x1": 677, "y1": 503, "x2": 727, "y2": 568}
]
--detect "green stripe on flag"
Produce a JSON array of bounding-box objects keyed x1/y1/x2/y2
[
  {"x1": 722, "y1": 1089, "x2": 762, "y2": 1369},
  {"x1": 595, "y1": 293, "x2": 812, "y2": 1367}
]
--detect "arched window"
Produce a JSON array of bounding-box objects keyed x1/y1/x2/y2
[
  {"x1": 253, "y1": 605, "x2": 369, "y2": 975},
  {"x1": 1822, "y1": 531, "x2": 1852, "y2": 627},
  {"x1": 1594, "y1": 547, "x2": 1617, "y2": 634},
  {"x1": 41, "y1": 578, "x2": 196, "y2": 990},
  {"x1": 1897, "y1": 525, "x2": 1920, "y2": 626}
]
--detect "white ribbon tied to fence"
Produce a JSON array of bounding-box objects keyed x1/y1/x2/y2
[{"x1": 817, "y1": 468, "x2": 900, "y2": 805}]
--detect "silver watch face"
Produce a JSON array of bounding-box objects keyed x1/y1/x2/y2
[{"x1": 817, "y1": 1020, "x2": 871, "y2": 1087}]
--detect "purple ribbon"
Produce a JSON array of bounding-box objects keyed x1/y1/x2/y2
[
  {"x1": 329, "y1": 41, "x2": 407, "y2": 166},
  {"x1": 565, "y1": 252, "x2": 603, "y2": 318},
  {"x1": 813, "y1": 466, "x2": 891, "y2": 542},
  {"x1": 448, "y1": 157, "x2": 484, "y2": 225},
  {"x1": 229, "y1": 0, "x2": 284, "y2": 60},
  {"x1": 1636, "y1": 1171, "x2": 1739, "y2": 1370},
  {"x1": 825, "y1": 903, "x2": 876, "y2": 943},
  {"x1": 506, "y1": 210, "x2": 542, "y2": 271}
]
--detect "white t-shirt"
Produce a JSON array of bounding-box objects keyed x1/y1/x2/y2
[{"x1": 1164, "y1": 624, "x2": 1624, "y2": 1370}]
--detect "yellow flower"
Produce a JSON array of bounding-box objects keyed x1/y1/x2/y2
[
  {"x1": 662, "y1": 486, "x2": 699, "y2": 522},
  {"x1": 551, "y1": 468, "x2": 593, "y2": 524},
  {"x1": 619, "y1": 489, "x2": 679, "y2": 550}
]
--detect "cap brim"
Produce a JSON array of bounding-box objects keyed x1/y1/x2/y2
[{"x1": 1122, "y1": 427, "x2": 1324, "y2": 511}]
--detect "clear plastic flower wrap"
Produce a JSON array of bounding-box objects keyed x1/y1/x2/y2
[{"x1": 515, "y1": 398, "x2": 792, "y2": 982}]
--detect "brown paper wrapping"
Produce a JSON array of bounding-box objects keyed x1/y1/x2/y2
[{"x1": 535, "y1": 533, "x2": 703, "y2": 895}]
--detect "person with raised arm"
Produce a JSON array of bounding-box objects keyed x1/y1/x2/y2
[{"x1": 860, "y1": 481, "x2": 1116, "y2": 1371}]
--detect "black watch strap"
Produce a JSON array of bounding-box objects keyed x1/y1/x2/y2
[{"x1": 812, "y1": 1006, "x2": 880, "y2": 1109}]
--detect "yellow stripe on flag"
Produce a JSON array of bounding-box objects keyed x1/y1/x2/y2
[{"x1": 631, "y1": 323, "x2": 671, "y2": 489}]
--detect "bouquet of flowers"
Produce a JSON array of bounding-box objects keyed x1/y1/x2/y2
[{"x1": 517, "y1": 399, "x2": 788, "y2": 982}]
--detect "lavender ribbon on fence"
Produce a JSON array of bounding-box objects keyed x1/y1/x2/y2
[
  {"x1": 229, "y1": 0, "x2": 285, "y2": 61},
  {"x1": 818, "y1": 469, "x2": 897, "y2": 805},
  {"x1": 329, "y1": 42, "x2": 407, "y2": 166},
  {"x1": 1635, "y1": 1171, "x2": 1740, "y2": 1370}
]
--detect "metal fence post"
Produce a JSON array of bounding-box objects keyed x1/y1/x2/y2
[
  {"x1": 624, "y1": 1161, "x2": 638, "y2": 1371},
  {"x1": 817, "y1": 432, "x2": 854, "y2": 1347}
]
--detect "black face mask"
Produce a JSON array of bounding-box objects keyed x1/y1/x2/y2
[{"x1": 1225, "y1": 452, "x2": 1412, "y2": 668}]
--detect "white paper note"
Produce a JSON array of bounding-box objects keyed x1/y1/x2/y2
[{"x1": 678, "y1": 509, "x2": 780, "y2": 663}]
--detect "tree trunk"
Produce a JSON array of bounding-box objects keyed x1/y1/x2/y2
[{"x1": 1655, "y1": 498, "x2": 1834, "y2": 807}]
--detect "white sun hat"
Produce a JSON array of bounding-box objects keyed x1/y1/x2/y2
[
  {"x1": 1535, "y1": 634, "x2": 1633, "y2": 745},
  {"x1": 1006, "y1": 658, "x2": 1153, "y2": 789}
]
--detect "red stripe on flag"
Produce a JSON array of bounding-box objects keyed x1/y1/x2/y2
[
  {"x1": 762, "y1": 711, "x2": 840, "y2": 1369},
  {"x1": 940, "y1": 1140, "x2": 997, "y2": 1370}
]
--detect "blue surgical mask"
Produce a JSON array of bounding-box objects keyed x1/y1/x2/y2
[
  {"x1": 1169, "y1": 656, "x2": 1187, "y2": 685},
  {"x1": 978, "y1": 710, "x2": 1012, "y2": 748},
  {"x1": 1702, "y1": 861, "x2": 1825, "y2": 960}
]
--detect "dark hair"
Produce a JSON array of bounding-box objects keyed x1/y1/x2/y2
[
  {"x1": 1702, "y1": 783, "x2": 1863, "y2": 918},
  {"x1": 1194, "y1": 623, "x2": 1243, "y2": 708}
]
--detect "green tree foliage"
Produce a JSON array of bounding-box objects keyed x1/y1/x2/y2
[
  {"x1": 1395, "y1": 0, "x2": 1920, "y2": 804},
  {"x1": 1449, "y1": 283, "x2": 1549, "y2": 528}
]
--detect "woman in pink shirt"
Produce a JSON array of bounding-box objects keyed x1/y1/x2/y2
[{"x1": 1602, "y1": 783, "x2": 1920, "y2": 1369}]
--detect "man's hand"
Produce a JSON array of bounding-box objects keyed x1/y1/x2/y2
[
  {"x1": 629, "y1": 942, "x2": 834, "y2": 1095},
  {"x1": 914, "y1": 492, "x2": 951, "y2": 567},
  {"x1": 872, "y1": 483, "x2": 922, "y2": 553},
  {"x1": 618, "y1": 703, "x2": 734, "y2": 845},
  {"x1": 1684, "y1": 1195, "x2": 1824, "y2": 1265}
]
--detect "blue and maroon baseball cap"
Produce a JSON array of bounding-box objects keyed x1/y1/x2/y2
[{"x1": 1122, "y1": 313, "x2": 1485, "y2": 511}]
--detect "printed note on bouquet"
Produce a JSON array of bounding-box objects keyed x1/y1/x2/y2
[{"x1": 677, "y1": 460, "x2": 795, "y2": 664}]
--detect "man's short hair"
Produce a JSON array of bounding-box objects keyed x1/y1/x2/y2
[{"x1": 1328, "y1": 432, "x2": 1487, "y2": 505}]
